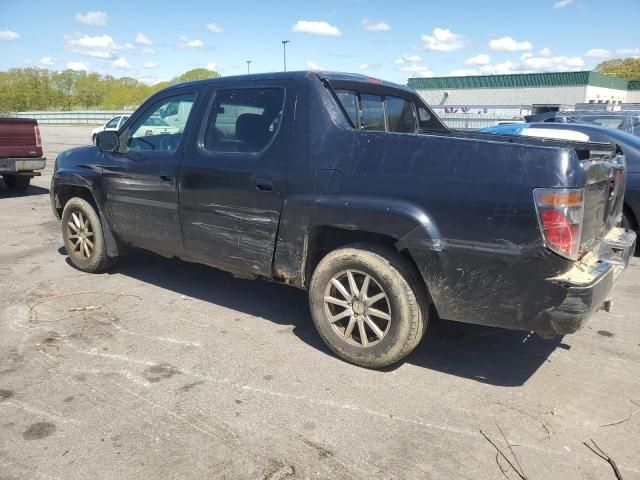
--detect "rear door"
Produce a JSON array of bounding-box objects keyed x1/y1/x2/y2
[
  {"x1": 102, "y1": 88, "x2": 200, "y2": 253},
  {"x1": 179, "y1": 81, "x2": 295, "y2": 276}
]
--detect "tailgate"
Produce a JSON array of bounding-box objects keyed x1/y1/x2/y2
[
  {"x1": 0, "y1": 118, "x2": 43, "y2": 158},
  {"x1": 580, "y1": 144, "x2": 626, "y2": 253}
]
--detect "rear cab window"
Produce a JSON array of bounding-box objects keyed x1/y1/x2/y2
[{"x1": 332, "y1": 88, "x2": 446, "y2": 135}]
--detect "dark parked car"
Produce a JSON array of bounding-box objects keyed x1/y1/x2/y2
[
  {"x1": 479, "y1": 122, "x2": 640, "y2": 235},
  {"x1": 525, "y1": 111, "x2": 640, "y2": 137},
  {"x1": 0, "y1": 118, "x2": 46, "y2": 191},
  {"x1": 50, "y1": 72, "x2": 635, "y2": 368}
]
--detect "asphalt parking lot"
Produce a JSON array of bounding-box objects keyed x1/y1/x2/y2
[{"x1": 1, "y1": 125, "x2": 639, "y2": 479}]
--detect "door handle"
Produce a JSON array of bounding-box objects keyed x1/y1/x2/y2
[
  {"x1": 255, "y1": 176, "x2": 274, "y2": 191},
  {"x1": 159, "y1": 169, "x2": 172, "y2": 184}
]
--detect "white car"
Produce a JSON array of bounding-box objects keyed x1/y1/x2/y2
[
  {"x1": 131, "y1": 117, "x2": 181, "y2": 137},
  {"x1": 91, "y1": 115, "x2": 129, "y2": 144}
]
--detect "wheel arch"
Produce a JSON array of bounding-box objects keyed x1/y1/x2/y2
[
  {"x1": 53, "y1": 180, "x2": 119, "y2": 257},
  {"x1": 272, "y1": 195, "x2": 442, "y2": 293},
  {"x1": 623, "y1": 202, "x2": 638, "y2": 231}
]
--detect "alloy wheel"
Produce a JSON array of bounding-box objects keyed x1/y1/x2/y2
[
  {"x1": 67, "y1": 210, "x2": 95, "y2": 259},
  {"x1": 323, "y1": 269, "x2": 392, "y2": 348}
]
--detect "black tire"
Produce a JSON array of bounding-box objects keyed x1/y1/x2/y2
[
  {"x1": 3, "y1": 175, "x2": 30, "y2": 192},
  {"x1": 61, "y1": 197, "x2": 116, "y2": 273},
  {"x1": 309, "y1": 243, "x2": 428, "y2": 368}
]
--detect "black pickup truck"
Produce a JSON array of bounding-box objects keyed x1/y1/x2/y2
[{"x1": 50, "y1": 72, "x2": 636, "y2": 368}]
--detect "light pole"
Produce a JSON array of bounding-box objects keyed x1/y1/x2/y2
[
  {"x1": 281, "y1": 40, "x2": 290, "y2": 72},
  {"x1": 246, "y1": 60, "x2": 252, "y2": 74}
]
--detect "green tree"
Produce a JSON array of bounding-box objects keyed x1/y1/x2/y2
[
  {"x1": 595, "y1": 58, "x2": 640, "y2": 81},
  {"x1": 173, "y1": 68, "x2": 221, "y2": 83},
  {"x1": 0, "y1": 66, "x2": 222, "y2": 112}
]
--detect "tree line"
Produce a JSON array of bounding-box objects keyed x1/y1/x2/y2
[
  {"x1": 0, "y1": 68, "x2": 220, "y2": 113},
  {"x1": 1, "y1": 58, "x2": 638, "y2": 113}
]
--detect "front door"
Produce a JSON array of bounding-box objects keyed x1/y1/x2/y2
[
  {"x1": 102, "y1": 90, "x2": 198, "y2": 253},
  {"x1": 179, "y1": 83, "x2": 294, "y2": 276}
]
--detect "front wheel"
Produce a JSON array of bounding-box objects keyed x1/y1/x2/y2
[
  {"x1": 309, "y1": 243, "x2": 428, "y2": 368},
  {"x1": 3, "y1": 175, "x2": 31, "y2": 192},
  {"x1": 61, "y1": 197, "x2": 116, "y2": 273}
]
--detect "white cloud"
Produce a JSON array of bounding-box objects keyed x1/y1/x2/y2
[
  {"x1": 135, "y1": 33, "x2": 152, "y2": 46},
  {"x1": 64, "y1": 34, "x2": 131, "y2": 59},
  {"x1": 292, "y1": 20, "x2": 341, "y2": 37},
  {"x1": 393, "y1": 54, "x2": 422, "y2": 65},
  {"x1": 178, "y1": 36, "x2": 204, "y2": 48},
  {"x1": 617, "y1": 48, "x2": 640, "y2": 56},
  {"x1": 554, "y1": 0, "x2": 573, "y2": 8},
  {"x1": 206, "y1": 23, "x2": 223, "y2": 33},
  {"x1": 207, "y1": 62, "x2": 217, "y2": 70},
  {"x1": 489, "y1": 36, "x2": 533, "y2": 52},
  {"x1": 519, "y1": 52, "x2": 584, "y2": 71},
  {"x1": 362, "y1": 19, "x2": 390, "y2": 32},
  {"x1": 538, "y1": 48, "x2": 552, "y2": 57},
  {"x1": 134, "y1": 75, "x2": 161, "y2": 85},
  {"x1": 399, "y1": 64, "x2": 434, "y2": 76},
  {"x1": 360, "y1": 63, "x2": 369, "y2": 70},
  {"x1": 0, "y1": 30, "x2": 20, "y2": 40},
  {"x1": 465, "y1": 54, "x2": 491, "y2": 65},
  {"x1": 38, "y1": 56, "x2": 56, "y2": 66},
  {"x1": 448, "y1": 68, "x2": 481, "y2": 76},
  {"x1": 143, "y1": 61, "x2": 157, "y2": 68},
  {"x1": 307, "y1": 60, "x2": 324, "y2": 70},
  {"x1": 585, "y1": 48, "x2": 611, "y2": 58},
  {"x1": 111, "y1": 57, "x2": 131, "y2": 69},
  {"x1": 142, "y1": 48, "x2": 155, "y2": 55},
  {"x1": 74, "y1": 11, "x2": 108, "y2": 27},
  {"x1": 487, "y1": 60, "x2": 519, "y2": 74},
  {"x1": 67, "y1": 61, "x2": 89, "y2": 71},
  {"x1": 421, "y1": 28, "x2": 464, "y2": 52}
]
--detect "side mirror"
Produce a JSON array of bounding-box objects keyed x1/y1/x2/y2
[{"x1": 96, "y1": 130, "x2": 119, "y2": 152}]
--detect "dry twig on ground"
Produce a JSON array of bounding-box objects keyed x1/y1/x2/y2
[
  {"x1": 600, "y1": 400, "x2": 640, "y2": 427},
  {"x1": 480, "y1": 429, "x2": 528, "y2": 480},
  {"x1": 583, "y1": 439, "x2": 623, "y2": 480}
]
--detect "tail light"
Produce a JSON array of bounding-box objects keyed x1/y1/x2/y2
[
  {"x1": 533, "y1": 188, "x2": 584, "y2": 260},
  {"x1": 34, "y1": 125, "x2": 42, "y2": 147}
]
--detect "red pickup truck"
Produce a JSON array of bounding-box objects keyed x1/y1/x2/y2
[{"x1": 0, "y1": 118, "x2": 46, "y2": 192}]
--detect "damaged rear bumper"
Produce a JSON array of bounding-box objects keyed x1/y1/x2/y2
[{"x1": 540, "y1": 227, "x2": 636, "y2": 335}]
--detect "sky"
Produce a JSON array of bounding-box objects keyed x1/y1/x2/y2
[{"x1": 0, "y1": 0, "x2": 639, "y2": 85}]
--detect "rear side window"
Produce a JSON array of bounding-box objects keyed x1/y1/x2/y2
[
  {"x1": 202, "y1": 88, "x2": 285, "y2": 154},
  {"x1": 386, "y1": 96, "x2": 417, "y2": 133},
  {"x1": 360, "y1": 94, "x2": 386, "y2": 131},
  {"x1": 334, "y1": 90, "x2": 417, "y2": 134},
  {"x1": 335, "y1": 91, "x2": 358, "y2": 127}
]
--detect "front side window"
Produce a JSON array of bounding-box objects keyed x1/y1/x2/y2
[
  {"x1": 128, "y1": 93, "x2": 196, "y2": 153},
  {"x1": 202, "y1": 88, "x2": 285, "y2": 153}
]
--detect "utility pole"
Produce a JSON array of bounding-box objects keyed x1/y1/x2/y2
[
  {"x1": 281, "y1": 40, "x2": 291, "y2": 72},
  {"x1": 246, "y1": 60, "x2": 252, "y2": 74}
]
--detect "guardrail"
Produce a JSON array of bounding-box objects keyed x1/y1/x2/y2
[
  {"x1": 9, "y1": 109, "x2": 520, "y2": 130},
  {"x1": 9, "y1": 111, "x2": 133, "y2": 125}
]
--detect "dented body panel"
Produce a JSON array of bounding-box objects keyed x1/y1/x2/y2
[{"x1": 50, "y1": 71, "x2": 636, "y2": 336}]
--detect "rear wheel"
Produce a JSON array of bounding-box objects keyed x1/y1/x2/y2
[
  {"x1": 61, "y1": 197, "x2": 116, "y2": 273},
  {"x1": 3, "y1": 175, "x2": 31, "y2": 192},
  {"x1": 309, "y1": 243, "x2": 428, "y2": 368}
]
